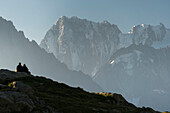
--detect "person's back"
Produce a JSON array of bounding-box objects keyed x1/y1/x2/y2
[
  {"x1": 16, "y1": 62, "x2": 22, "y2": 72},
  {"x1": 23, "y1": 64, "x2": 31, "y2": 74}
]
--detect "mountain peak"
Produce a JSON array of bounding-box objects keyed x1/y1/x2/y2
[
  {"x1": 102, "y1": 20, "x2": 110, "y2": 24},
  {"x1": 71, "y1": 16, "x2": 78, "y2": 19},
  {"x1": 129, "y1": 23, "x2": 166, "y2": 34},
  {"x1": 41, "y1": 16, "x2": 121, "y2": 76},
  {"x1": 55, "y1": 16, "x2": 119, "y2": 28},
  {"x1": 59, "y1": 16, "x2": 68, "y2": 20},
  {"x1": 58, "y1": 16, "x2": 82, "y2": 22},
  {"x1": 0, "y1": 16, "x2": 16, "y2": 32},
  {"x1": 127, "y1": 23, "x2": 167, "y2": 46},
  {"x1": 0, "y1": 17, "x2": 103, "y2": 92}
]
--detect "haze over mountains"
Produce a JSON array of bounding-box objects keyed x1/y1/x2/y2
[
  {"x1": 0, "y1": 17, "x2": 103, "y2": 92},
  {"x1": 41, "y1": 16, "x2": 170, "y2": 76},
  {"x1": 0, "y1": 15, "x2": 170, "y2": 111},
  {"x1": 40, "y1": 16, "x2": 170, "y2": 111},
  {"x1": 40, "y1": 16, "x2": 121, "y2": 76}
]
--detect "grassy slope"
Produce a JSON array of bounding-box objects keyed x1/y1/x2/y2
[
  {"x1": 12, "y1": 76, "x2": 157, "y2": 113},
  {"x1": 0, "y1": 71, "x2": 159, "y2": 113}
]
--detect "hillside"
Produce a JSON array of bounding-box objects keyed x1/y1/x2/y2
[{"x1": 0, "y1": 69, "x2": 159, "y2": 113}]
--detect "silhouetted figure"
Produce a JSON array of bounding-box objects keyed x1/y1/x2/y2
[
  {"x1": 16, "y1": 62, "x2": 23, "y2": 72},
  {"x1": 22, "y1": 64, "x2": 31, "y2": 74}
]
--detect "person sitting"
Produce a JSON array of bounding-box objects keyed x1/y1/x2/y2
[
  {"x1": 16, "y1": 63, "x2": 31, "y2": 74},
  {"x1": 22, "y1": 64, "x2": 31, "y2": 74},
  {"x1": 16, "y1": 62, "x2": 23, "y2": 72}
]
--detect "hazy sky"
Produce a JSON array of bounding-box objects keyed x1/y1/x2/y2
[{"x1": 0, "y1": 0, "x2": 170, "y2": 44}]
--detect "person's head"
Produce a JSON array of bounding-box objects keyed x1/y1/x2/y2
[
  {"x1": 19, "y1": 62, "x2": 21, "y2": 65},
  {"x1": 23, "y1": 64, "x2": 26, "y2": 67}
]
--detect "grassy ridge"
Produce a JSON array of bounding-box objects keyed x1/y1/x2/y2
[
  {"x1": 7, "y1": 75, "x2": 157, "y2": 113},
  {"x1": 0, "y1": 70, "x2": 159, "y2": 113}
]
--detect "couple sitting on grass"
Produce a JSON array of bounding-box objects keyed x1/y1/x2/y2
[{"x1": 16, "y1": 62, "x2": 31, "y2": 74}]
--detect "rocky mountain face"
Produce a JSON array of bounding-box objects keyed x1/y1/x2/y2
[
  {"x1": 94, "y1": 44, "x2": 170, "y2": 111},
  {"x1": 40, "y1": 16, "x2": 170, "y2": 111},
  {"x1": 40, "y1": 16, "x2": 121, "y2": 76},
  {"x1": 0, "y1": 69, "x2": 159, "y2": 113},
  {"x1": 118, "y1": 23, "x2": 170, "y2": 49},
  {"x1": 125, "y1": 23, "x2": 169, "y2": 47},
  {"x1": 94, "y1": 24, "x2": 170, "y2": 111},
  {"x1": 0, "y1": 17, "x2": 103, "y2": 92},
  {"x1": 41, "y1": 16, "x2": 170, "y2": 77}
]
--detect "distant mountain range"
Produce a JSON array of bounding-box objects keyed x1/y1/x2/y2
[
  {"x1": 94, "y1": 44, "x2": 170, "y2": 111},
  {"x1": 40, "y1": 16, "x2": 170, "y2": 76},
  {"x1": 40, "y1": 16, "x2": 121, "y2": 76},
  {"x1": 40, "y1": 16, "x2": 170, "y2": 111},
  {"x1": 0, "y1": 17, "x2": 103, "y2": 92},
  {"x1": 0, "y1": 15, "x2": 169, "y2": 111}
]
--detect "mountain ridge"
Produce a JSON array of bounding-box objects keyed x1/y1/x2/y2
[
  {"x1": 94, "y1": 44, "x2": 170, "y2": 111},
  {"x1": 40, "y1": 16, "x2": 170, "y2": 111},
  {"x1": 40, "y1": 16, "x2": 170, "y2": 77},
  {"x1": 0, "y1": 16, "x2": 103, "y2": 92},
  {"x1": 0, "y1": 69, "x2": 160, "y2": 113},
  {"x1": 40, "y1": 16, "x2": 121, "y2": 76}
]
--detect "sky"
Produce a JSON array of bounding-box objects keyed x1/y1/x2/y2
[{"x1": 0, "y1": 0, "x2": 170, "y2": 44}]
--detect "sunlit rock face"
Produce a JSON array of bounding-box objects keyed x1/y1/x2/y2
[
  {"x1": 129, "y1": 23, "x2": 167, "y2": 46},
  {"x1": 41, "y1": 16, "x2": 170, "y2": 111},
  {"x1": 40, "y1": 16, "x2": 121, "y2": 76},
  {"x1": 119, "y1": 23, "x2": 169, "y2": 48},
  {"x1": 94, "y1": 24, "x2": 170, "y2": 111},
  {"x1": 41, "y1": 16, "x2": 170, "y2": 77},
  {"x1": 0, "y1": 17, "x2": 103, "y2": 92}
]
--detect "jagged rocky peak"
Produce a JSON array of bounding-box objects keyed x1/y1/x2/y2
[
  {"x1": 0, "y1": 16, "x2": 29, "y2": 42},
  {"x1": 0, "y1": 17, "x2": 17, "y2": 35},
  {"x1": 129, "y1": 23, "x2": 167, "y2": 46},
  {"x1": 0, "y1": 16, "x2": 14, "y2": 27},
  {"x1": 101, "y1": 20, "x2": 121, "y2": 31},
  {"x1": 129, "y1": 23, "x2": 165, "y2": 34},
  {"x1": 119, "y1": 23, "x2": 169, "y2": 49},
  {"x1": 40, "y1": 16, "x2": 121, "y2": 76},
  {"x1": 41, "y1": 16, "x2": 170, "y2": 78},
  {"x1": 0, "y1": 16, "x2": 103, "y2": 92},
  {"x1": 102, "y1": 20, "x2": 110, "y2": 24}
]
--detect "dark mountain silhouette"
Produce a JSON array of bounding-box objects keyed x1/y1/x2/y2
[{"x1": 0, "y1": 17, "x2": 103, "y2": 92}]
